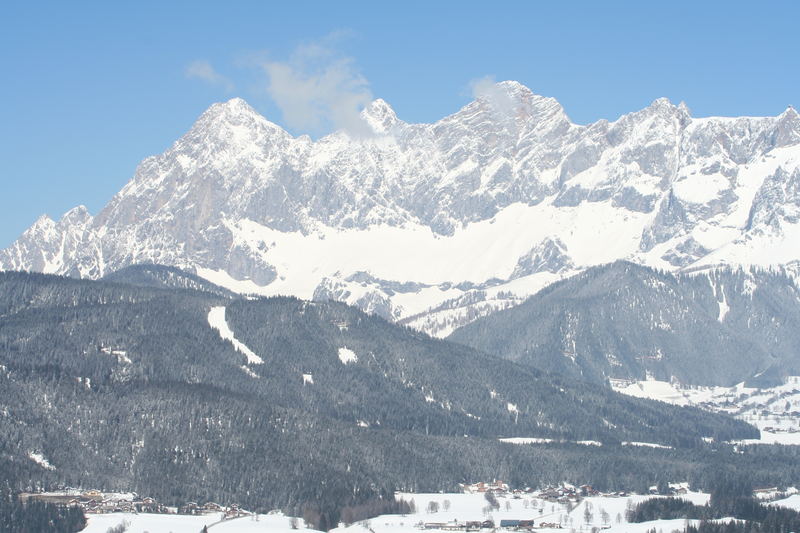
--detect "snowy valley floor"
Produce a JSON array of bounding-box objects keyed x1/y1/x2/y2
[{"x1": 79, "y1": 488, "x2": 800, "y2": 533}]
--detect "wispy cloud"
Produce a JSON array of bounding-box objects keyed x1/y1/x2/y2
[
  {"x1": 470, "y1": 75, "x2": 514, "y2": 115},
  {"x1": 185, "y1": 60, "x2": 234, "y2": 92},
  {"x1": 257, "y1": 36, "x2": 374, "y2": 137}
]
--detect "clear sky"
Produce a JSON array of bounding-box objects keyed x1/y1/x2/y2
[{"x1": 1, "y1": 1, "x2": 798, "y2": 248}]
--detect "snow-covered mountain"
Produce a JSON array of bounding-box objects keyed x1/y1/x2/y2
[{"x1": 2, "y1": 81, "x2": 799, "y2": 336}]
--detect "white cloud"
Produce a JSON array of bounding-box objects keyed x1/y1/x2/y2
[
  {"x1": 470, "y1": 75, "x2": 515, "y2": 116},
  {"x1": 259, "y1": 39, "x2": 373, "y2": 137},
  {"x1": 185, "y1": 60, "x2": 234, "y2": 92}
]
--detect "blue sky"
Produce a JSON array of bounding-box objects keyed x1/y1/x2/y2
[{"x1": 1, "y1": 1, "x2": 798, "y2": 249}]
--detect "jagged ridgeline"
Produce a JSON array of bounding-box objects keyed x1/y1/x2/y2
[
  {"x1": 0, "y1": 269, "x2": 766, "y2": 513},
  {"x1": 2, "y1": 83, "x2": 799, "y2": 338},
  {"x1": 449, "y1": 262, "x2": 800, "y2": 386}
]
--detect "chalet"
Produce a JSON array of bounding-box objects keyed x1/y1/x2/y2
[
  {"x1": 100, "y1": 499, "x2": 120, "y2": 513},
  {"x1": 461, "y1": 480, "x2": 509, "y2": 494},
  {"x1": 753, "y1": 487, "x2": 779, "y2": 494},
  {"x1": 203, "y1": 501, "x2": 223, "y2": 512},
  {"x1": 84, "y1": 500, "x2": 101, "y2": 514},
  {"x1": 225, "y1": 504, "x2": 247, "y2": 518},
  {"x1": 81, "y1": 490, "x2": 103, "y2": 501},
  {"x1": 180, "y1": 502, "x2": 199, "y2": 515}
]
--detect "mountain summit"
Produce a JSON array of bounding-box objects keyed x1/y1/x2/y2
[{"x1": 3, "y1": 82, "x2": 800, "y2": 335}]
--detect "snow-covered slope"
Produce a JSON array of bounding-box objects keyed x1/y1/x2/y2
[{"x1": 3, "y1": 82, "x2": 800, "y2": 335}]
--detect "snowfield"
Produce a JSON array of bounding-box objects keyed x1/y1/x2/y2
[
  {"x1": 82, "y1": 512, "x2": 317, "y2": 533},
  {"x1": 329, "y1": 490, "x2": 711, "y2": 533},
  {"x1": 76, "y1": 488, "x2": 789, "y2": 533},
  {"x1": 772, "y1": 494, "x2": 800, "y2": 511}
]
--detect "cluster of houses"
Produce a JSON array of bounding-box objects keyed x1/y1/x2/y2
[
  {"x1": 420, "y1": 520, "x2": 496, "y2": 531},
  {"x1": 460, "y1": 481, "x2": 510, "y2": 494},
  {"x1": 418, "y1": 519, "x2": 563, "y2": 531},
  {"x1": 21, "y1": 490, "x2": 248, "y2": 519},
  {"x1": 762, "y1": 426, "x2": 800, "y2": 433},
  {"x1": 536, "y1": 485, "x2": 598, "y2": 503},
  {"x1": 459, "y1": 481, "x2": 605, "y2": 503}
]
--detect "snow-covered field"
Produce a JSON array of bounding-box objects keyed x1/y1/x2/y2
[
  {"x1": 771, "y1": 494, "x2": 800, "y2": 511},
  {"x1": 79, "y1": 488, "x2": 795, "y2": 533},
  {"x1": 329, "y1": 490, "x2": 710, "y2": 533},
  {"x1": 76, "y1": 491, "x2": 712, "y2": 533},
  {"x1": 612, "y1": 376, "x2": 800, "y2": 445},
  {"x1": 82, "y1": 512, "x2": 317, "y2": 533}
]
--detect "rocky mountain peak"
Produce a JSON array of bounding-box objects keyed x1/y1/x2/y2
[
  {"x1": 60, "y1": 205, "x2": 92, "y2": 226},
  {"x1": 190, "y1": 97, "x2": 291, "y2": 143},
  {"x1": 361, "y1": 98, "x2": 400, "y2": 133},
  {"x1": 25, "y1": 214, "x2": 58, "y2": 239},
  {"x1": 642, "y1": 97, "x2": 691, "y2": 123},
  {"x1": 480, "y1": 81, "x2": 568, "y2": 124},
  {"x1": 203, "y1": 97, "x2": 260, "y2": 120},
  {"x1": 769, "y1": 105, "x2": 800, "y2": 148}
]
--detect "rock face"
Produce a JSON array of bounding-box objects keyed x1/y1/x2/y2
[{"x1": 2, "y1": 83, "x2": 800, "y2": 335}]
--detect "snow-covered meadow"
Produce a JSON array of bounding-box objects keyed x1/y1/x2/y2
[
  {"x1": 82, "y1": 511, "x2": 316, "y2": 533},
  {"x1": 329, "y1": 490, "x2": 711, "y2": 533},
  {"x1": 72, "y1": 484, "x2": 800, "y2": 533},
  {"x1": 78, "y1": 490, "x2": 712, "y2": 533}
]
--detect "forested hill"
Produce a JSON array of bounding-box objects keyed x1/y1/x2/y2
[
  {"x1": 449, "y1": 262, "x2": 800, "y2": 386},
  {"x1": 0, "y1": 269, "x2": 760, "y2": 520},
  {"x1": 101, "y1": 263, "x2": 238, "y2": 297}
]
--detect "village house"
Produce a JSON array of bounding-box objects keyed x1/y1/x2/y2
[
  {"x1": 179, "y1": 501, "x2": 199, "y2": 515},
  {"x1": 460, "y1": 480, "x2": 509, "y2": 494},
  {"x1": 81, "y1": 490, "x2": 103, "y2": 501},
  {"x1": 203, "y1": 501, "x2": 223, "y2": 512}
]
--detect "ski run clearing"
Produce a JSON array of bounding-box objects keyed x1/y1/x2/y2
[{"x1": 207, "y1": 306, "x2": 264, "y2": 365}]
